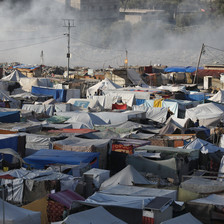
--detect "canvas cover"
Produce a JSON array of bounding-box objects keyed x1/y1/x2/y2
[
  {"x1": 79, "y1": 192, "x2": 153, "y2": 209},
  {"x1": 184, "y1": 138, "x2": 224, "y2": 154},
  {"x1": 208, "y1": 90, "x2": 224, "y2": 103},
  {"x1": 0, "y1": 198, "x2": 41, "y2": 224},
  {"x1": 133, "y1": 105, "x2": 168, "y2": 123},
  {"x1": 32, "y1": 86, "x2": 66, "y2": 102},
  {"x1": 24, "y1": 149, "x2": 100, "y2": 169},
  {"x1": 100, "y1": 165, "x2": 151, "y2": 190},
  {"x1": 185, "y1": 102, "x2": 224, "y2": 126},
  {"x1": 59, "y1": 206, "x2": 127, "y2": 224},
  {"x1": 100, "y1": 185, "x2": 177, "y2": 200},
  {"x1": 65, "y1": 112, "x2": 107, "y2": 129},
  {"x1": 22, "y1": 104, "x2": 54, "y2": 116},
  {"x1": 157, "y1": 85, "x2": 187, "y2": 93},
  {"x1": 127, "y1": 69, "x2": 146, "y2": 85},
  {"x1": 86, "y1": 78, "x2": 121, "y2": 97},
  {"x1": 161, "y1": 212, "x2": 202, "y2": 224},
  {"x1": 144, "y1": 99, "x2": 178, "y2": 117},
  {"x1": 2, "y1": 70, "x2": 27, "y2": 81},
  {"x1": 181, "y1": 177, "x2": 224, "y2": 194}
]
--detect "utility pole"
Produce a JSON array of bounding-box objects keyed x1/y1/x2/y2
[
  {"x1": 193, "y1": 43, "x2": 205, "y2": 84},
  {"x1": 63, "y1": 19, "x2": 75, "y2": 81}
]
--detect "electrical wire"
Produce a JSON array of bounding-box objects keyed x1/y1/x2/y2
[{"x1": 0, "y1": 36, "x2": 66, "y2": 52}]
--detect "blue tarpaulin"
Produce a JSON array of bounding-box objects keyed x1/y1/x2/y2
[
  {"x1": 0, "y1": 111, "x2": 20, "y2": 123},
  {"x1": 164, "y1": 66, "x2": 203, "y2": 73},
  {"x1": 32, "y1": 86, "x2": 66, "y2": 102},
  {"x1": 13, "y1": 64, "x2": 40, "y2": 70},
  {"x1": 24, "y1": 149, "x2": 100, "y2": 169},
  {"x1": 0, "y1": 135, "x2": 18, "y2": 162}
]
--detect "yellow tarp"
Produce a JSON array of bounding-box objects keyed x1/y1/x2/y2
[
  {"x1": 153, "y1": 98, "x2": 163, "y2": 107},
  {"x1": 22, "y1": 196, "x2": 49, "y2": 224}
]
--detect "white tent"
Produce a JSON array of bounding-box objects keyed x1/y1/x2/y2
[
  {"x1": 100, "y1": 165, "x2": 151, "y2": 190},
  {"x1": 208, "y1": 90, "x2": 224, "y2": 103},
  {"x1": 86, "y1": 78, "x2": 121, "y2": 97},
  {"x1": 2, "y1": 70, "x2": 27, "y2": 81},
  {"x1": 55, "y1": 206, "x2": 127, "y2": 224},
  {"x1": 184, "y1": 138, "x2": 224, "y2": 154},
  {"x1": 66, "y1": 112, "x2": 108, "y2": 129},
  {"x1": 161, "y1": 213, "x2": 202, "y2": 224},
  {"x1": 185, "y1": 102, "x2": 224, "y2": 127},
  {"x1": 0, "y1": 198, "x2": 41, "y2": 224}
]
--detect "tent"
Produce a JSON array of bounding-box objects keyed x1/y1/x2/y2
[
  {"x1": 24, "y1": 149, "x2": 100, "y2": 169},
  {"x1": 2, "y1": 70, "x2": 27, "y2": 81},
  {"x1": 65, "y1": 112, "x2": 107, "y2": 129},
  {"x1": 100, "y1": 185, "x2": 177, "y2": 200},
  {"x1": 86, "y1": 78, "x2": 121, "y2": 97},
  {"x1": 100, "y1": 165, "x2": 151, "y2": 190},
  {"x1": 161, "y1": 213, "x2": 202, "y2": 224},
  {"x1": 31, "y1": 86, "x2": 66, "y2": 102},
  {"x1": 184, "y1": 138, "x2": 224, "y2": 154},
  {"x1": 56, "y1": 206, "x2": 127, "y2": 224},
  {"x1": 208, "y1": 90, "x2": 224, "y2": 103},
  {"x1": 0, "y1": 111, "x2": 20, "y2": 123},
  {"x1": 0, "y1": 198, "x2": 41, "y2": 224},
  {"x1": 185, "y1": 102, "x2": 224, "y2": 127}
]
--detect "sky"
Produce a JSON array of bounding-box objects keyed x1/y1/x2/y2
[{"x1": 0, "y1": 0, "x2": 224, "y2": 69}]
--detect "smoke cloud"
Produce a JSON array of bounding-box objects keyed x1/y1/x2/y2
[{"x1": 0, "y1": 0, "x2": 224, "y2": 69}]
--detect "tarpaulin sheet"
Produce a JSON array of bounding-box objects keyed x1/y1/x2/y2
[
  {"x1": 164, "y1": 66, "x2": 203, "y2": 73},
  {"x1": 0, "y1": 111, "x2": 20, "y2": 123},
  {"x1": 32, "y1": 86, "x2": 66, "y2": 102},
  {"x1": 24, "y1": 149, "x2": 100, "y2": 169},
  {"x1": 49, "y1": 190, "x2": 85, "y2": 209},
  {"x1": 0, "y1": 134, "x2": 18, "y2": 162}
]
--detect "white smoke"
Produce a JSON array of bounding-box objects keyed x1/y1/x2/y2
[{"x1": 0, "y1": 0, "x2": 224, "y2": 68}]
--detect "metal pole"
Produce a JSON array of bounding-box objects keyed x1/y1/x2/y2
[
  {"x1": 1, "y1": 186, "x2": 5, "y2": 224},
  {"x1": 67, "y1": 21, "x2": 70, "y2": 81},
  {"x1": 193, "y1": 43, "x2": 205, "y2": 84}
]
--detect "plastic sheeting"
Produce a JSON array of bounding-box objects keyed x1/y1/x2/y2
[
  {"x1": 100, "y1": 185, "x2": 177, "y2": 200},
  {"x1": 144, "y1": 99, "x2": 178, "y2": 117},
  {"x1": 100, "y1": 165, "x2": 151, "y2": 190},
  {"x1": 190, "y1": 194, "x2": 224, "y2": 206},
  {"x1": 161, "y1": 213, "x2": 202, "y2": 224},
  {"x1": 0, "y1": 111, "x2": 20, "y2": 123},
  {"x1": 127, "y1": 69, "x2": 146, "y2": 85},
  {"x1": 32, "y1": 86, "x2": 66, "y2": 102},
  {"x1": 133, "y1": 105, "x2": 168, "y2": 123},
  {"x1": 86, "y1": 78, "x2": 121, "y2": 97},
  {"x1": 22, "y1": 104, "x2": 54, "y2": 116},
  {"x1": 2, "y1": 70, "x2": 27, "y2": 81},
  {"x1": 80, "y1": 192, "x2": 153, "y2": 209},
  {"x1": 184, "y1": 138, "x2": 224, "y2": 154},
  {"x1": 0, "y1": 198, "x2": 41, "y2": 224},
  {"x1": 208, "y1": 90, "x2": 224, "y2": 103},
  {"x1": 24, "y1": 149, "x2": 100, "y2": 169},
  {"x1": 185, "y1": 102, "x2": 224, "y2": 126},
  {"x1": 61, "y1": 206, "x2": 127, "y2": 224}
]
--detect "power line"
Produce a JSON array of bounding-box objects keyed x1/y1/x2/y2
[{"x1": 0, "y1": 36, "x2": 65, "y2": 52}]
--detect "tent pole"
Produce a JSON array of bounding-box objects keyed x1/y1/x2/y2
[{"x1": 193, "y1": 43, "x2": 205, "y2": 84}]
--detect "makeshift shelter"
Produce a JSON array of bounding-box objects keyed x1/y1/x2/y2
[
  {"x1": 0, "y1": 111, "x2": 20, "y2": 123},
  {"x1": 57, "y1": 206, "x2": 127, "y2": 224},
  {"x1": 24, "y1": 149, "x2": 100, "y2": 169},
  {"x1": 32, "y1": 86, "x2": 66, "y2": 102},
  {"x1": 161, "y1": 213, "x2": 202, "y2": 224},
  {"x1": 2, "y1": 70, "x2": 27, "y2": 81},
  {"x1": 100, "y1": 165, "x2": 151, "y2": 190},
  {"x1": 127, "y1": 69, "x2": 146, "y2": 86},
  {"x1": 22, "y1": 103, "x2": 55, "y2": 116},
  {"x1": 100, "y1": 185, "x2": 177, "y2": 200},
  {"x1": 208, "y1": 90, "x2": 224, "y2": 103},
  {"x1": 186, "y1": 194, "x2": 224, "y2": 224},
  {"x1": 185, "y1": 102, "x2": 224, "y2": 127},
  {"x1": 86, "y1": 78, "x2": 121, "y2": 97},
  {"x1": 0, "y1": 198, "x2": 41, "y2": 224},
  {"x1": 53, "y1": 136, "x2": 111, "y2": 169},
  {"x1": 65, "y1": 112, "x2": 107, "y2": 129}
]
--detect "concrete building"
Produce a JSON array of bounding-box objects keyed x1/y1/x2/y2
[{"x1": 59, "y1": 0, "x2": 120, "y2": 22}]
